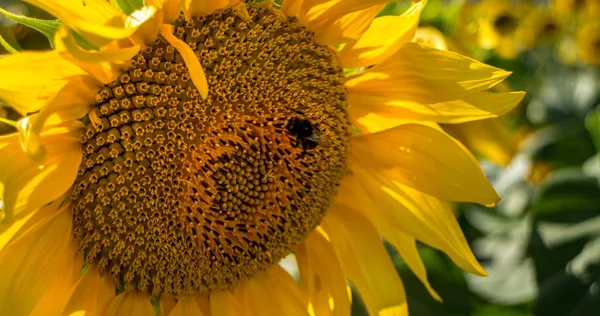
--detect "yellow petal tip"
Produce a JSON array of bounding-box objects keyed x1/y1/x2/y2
[{"x1": 473, "y1": 265, "x2": 489, "y2": 277}]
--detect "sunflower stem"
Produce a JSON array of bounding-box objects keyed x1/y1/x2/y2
[{"x1": 0, "y1": 32, "x2": 18, "y2": 54}]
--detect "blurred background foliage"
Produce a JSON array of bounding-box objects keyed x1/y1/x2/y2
[{"x1": 1, "y1": 0, "x2": 600, "y2": 315}]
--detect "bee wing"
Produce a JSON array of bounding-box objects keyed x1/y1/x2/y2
[{"x1": 307, "y1": 132, "x2": 332, "y2": 147}]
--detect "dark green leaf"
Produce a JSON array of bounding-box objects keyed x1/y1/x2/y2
[
  {"x1": 531, "y1": 170, "x2": 600, "y2": 222},
  {"x1": 585, "y1": 106, "x2": 600, "y2": 154},
  {"x1": 525, "y1": 124, "x2": 597, "y2": 170}
]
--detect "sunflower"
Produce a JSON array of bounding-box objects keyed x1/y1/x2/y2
[
  {"x1": 516, "y1": 8, "x2": 563, "y2": 49},
  {"x1": 551, "y1": 0, "x2": 600, "y2": 19},
  {"x1": 474, "y1": 0, "x2": 533, "y2": 59},
  {"x1": 0, "y1": 0, "x2": 525, "y2": 314},
  {"x1": 575, "y1": 20, "x2": 600, "y2": 65}
]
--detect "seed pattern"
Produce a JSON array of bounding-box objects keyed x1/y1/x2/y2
[{"x1": 70, "y1": 3, "x2": 350, "y2": 297}]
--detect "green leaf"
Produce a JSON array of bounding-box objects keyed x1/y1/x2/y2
[
  {"x1": 350, "y1": 283, "x2": 369, "y2": 316},
  {"x1": 471, "y1": 302, "x2": 532, "y2": 316},
  {"x1": 531, "y1": 170, "x2": 600, "y2": 222},
  {"x1": 533, "y1": 257, "x2": 600, "y2": 316},
  {"x1": 0, "y1": 6, "x2": 60, "y2": 48},
  {"x1": 525, "y1": 124, "x2": 597, "y2": 171},
  {"x1": 109, "y1": 0, "x2": 145, "y2": 15},
  {"x1": 585, "y1": 106, "x2": 600, "y2": 154},
  {"x1": 420, "y1": 0, "x2": 443, "y2": 24},
  {"x1": 378, "y1": 1, "x2": 411, "y2": 17},
  {"x1": 394, "y1": 247, "x2": 471, "y2": 316}
]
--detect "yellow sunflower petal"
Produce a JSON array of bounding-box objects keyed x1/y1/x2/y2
[
  {"x1": 296, "y1": 231, "x2": 350, "y2": 316},
  {"x1": 159, "y1": 24, "x2": 209, "y2": 100},
  {"x1": 352, "y1": 112, "x2": 427, "y2": 134},
  {"x1": 61, "y1": 266, "x2": 115, "y2": 316},
  {"x1": 243, "y1": 266, "x2": 307, "y2": 315},
  {"x1": 1, "y1": 198, "x2": 61, "y2": 246},
  {"x1": 427, "y1": 91, "x2": 525, "y2": 123},
  {"x1": 170, "y1": 296, "x2": 204, "y2": 316},
  {"x1": 0, "y1": 211, "x2": 34, "y2": 252},
  {"x1": 334, "y1": 177, "x2": 441, "y2": 301},
  {"x1": 67, "y1": 59, "x2": 125, "y2": 85},
  {"x1": 147, "y1": 0, "x2": 182, "y2": 24},
  {"x1": 0, "y1": 203, "x2": 73, "y2": 315},
  {"x1": 443, "y1": 118, "x2": 519, "y2": 167},
  {"x1": 346, "y1": 43, "x2": 512, "y2": 107},
  {"x1": 20, "y1": 0, "x2": 135, "y2": 46},
  {"x1": 350, "y1": 166, "x2": 487, "y2": 276},
  {"x1": 75, "y1": 20, "x2": 151, "y2": 48},
  {"x1": 195, "y1": 296, "x2": 212, "y2": 315},
  {"x1": 0, "y1": 118, "x2": 82, "y2": 221},
  {"x1": 304, "y1": 0, "x2": 396, "y2": 28},
  {"x1": 183, "y1": 0, "x2": 234, "y2": 20},
  {"x1": 281, "y1": 0, "x2": 303, "y2": 16},
  {"x1": 54, "y1": 26, "x2": 141, "y2": 63},
  {"x1": 13, "y1": 75, "x2": 97, "y2": 163},
  {"x1": 52, "y1": 27, "x2": 127, "y2": 84},
  {"x1": 389, "y1": 233, "x2": 443, "y2": 301},
  {"x1": 321, "y1": 204, "x2": 408, "y2": 316},
  {"x1": 315, "y1": 5, "x2": 385, "y2": 46},
  {"x1": 349, "y1": 90, "x2": 525, "y2": 125},
  {"x1": 22, "y1": 0, "x2": 121, "y2": 26},
  {"x1": 210, "y1": 291, "x2": 246, "y2": 316},
  {"x1": 26, "y1": 0, "x2": 159, "y2": 47},
  {"x1": 160, "y1": 297, "x2": 177, "y2": 316},
  {"x1": 106, "y1": 292, "x2": 154, "y2": 315},
  {"x1": 30, "y1": 247, "x2": 84, "y2": 316},
  {"x1": 350, "y1": 123, "x2": 499, "y2": 205},
  {"x1": 125, "y1": 6, "x2": 163, "y2": 45},
  {"x1": 28, "y1": 76, "x2": 97, "y2": 139},
  {"x1": 339, "y1": 1, "x2": 426, "y2": 68},
  {"x1": 0, "y1": 51, "x2": 84, "y2": 115}
]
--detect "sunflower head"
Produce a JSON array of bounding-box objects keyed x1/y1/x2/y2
[
  {"x1": 576, "y1": 21, "x2": 600, "y2": 65},
  {"x1": 492, "y1": 13, "x2": 519, "y2": 36},
  {"x1": 71, "y1": 4, "x2": 351, "y2": 297},
  {"x1": 0, "y1": 0, "x2": 525, "y2": 314},
  {"x1": 516, "y1": 8, "x2": 563, "y2": 48},
  {"x1": 475, "y1": 0, "x2": 533, "y2": 58}
]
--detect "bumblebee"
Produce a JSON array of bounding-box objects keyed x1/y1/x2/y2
[{"x1": 286, "y1": 117, "x2": 331, "y2": 152}]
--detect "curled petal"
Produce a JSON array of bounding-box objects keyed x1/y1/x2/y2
[{"x1": 159, "y1": 24, "x2": 209, "y2": 99}]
